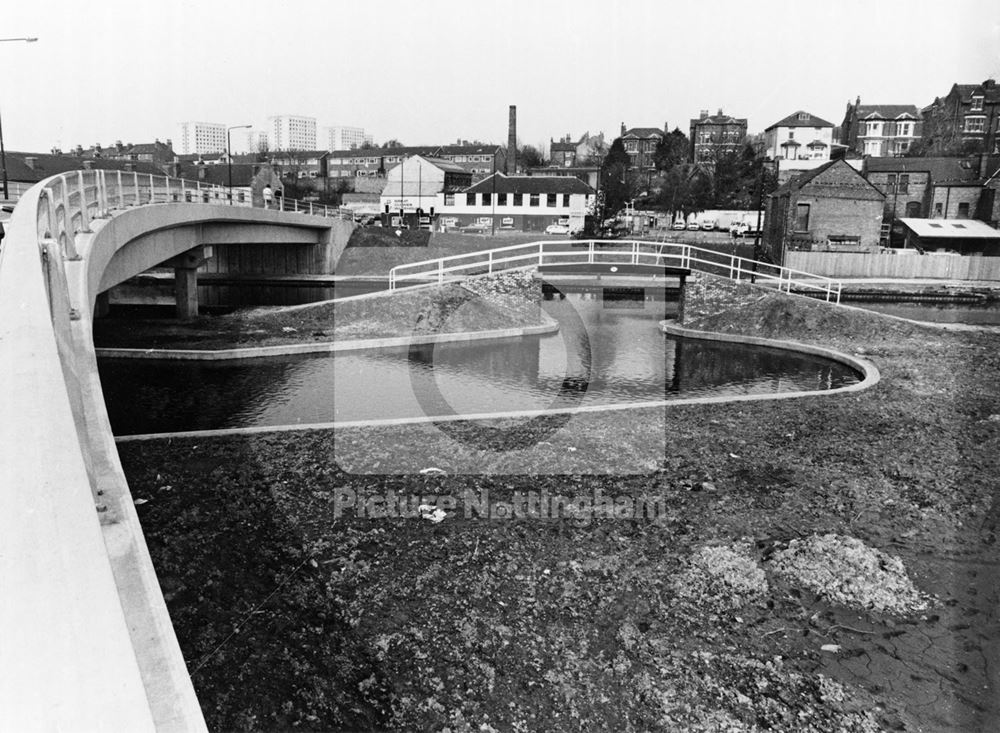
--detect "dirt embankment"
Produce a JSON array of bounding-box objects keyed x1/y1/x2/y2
[{"x1": 117, "y1": 273, "x2": 1000, "y2": 731}]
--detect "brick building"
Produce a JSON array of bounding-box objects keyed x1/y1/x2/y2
[
  {"x1": 620, "y1": 123, "x2": 667, "y2": 186},
  {"x1": 840, "y1": 99, "x2": 921, "y2": 157},
  {"x1": 689, "y1": 109, "x2": 748, "y2": 162},
  {"x1": 864, "y1": 156, "x2": 986, "y2": 221},
  {"x1": 765, "y1": 159, "x2": 885, "y2": 260},
  {"x1": 921, "y1": 79, "x2": 1000, "y2": 155}
]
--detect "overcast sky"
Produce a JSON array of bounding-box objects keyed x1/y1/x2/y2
[{"x1": 2, "y1": 0, "x2": 998, "y2": 153}]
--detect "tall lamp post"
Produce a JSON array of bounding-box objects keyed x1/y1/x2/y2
[
  {"x1": 226, "y1": 124, "x2": 251, "y2": 203},
  {"x1": 0, "y1": 37, "x2": 38, "y2": 200}
]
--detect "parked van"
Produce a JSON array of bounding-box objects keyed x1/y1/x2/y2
[{"x1": 698, "y1": 215, "x2": 717, "y2": 231}]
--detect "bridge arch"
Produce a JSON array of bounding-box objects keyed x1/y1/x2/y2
[{"x1": 0, "y1": 172, "x2": 352, "y2": 730}]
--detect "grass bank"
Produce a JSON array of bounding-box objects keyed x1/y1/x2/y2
[{"x1": 117, "y1": 273, "x2": 1000, "y2": 731}]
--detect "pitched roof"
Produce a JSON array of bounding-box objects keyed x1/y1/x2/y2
[
  {"x1": 863, "y1": 156, "x2": 980, "y2": 183},
  {"x1": 772, "y1": 159, "x2": 884, "y2": 199},
  {"x1": 690, "y1": 114, "x2": 748, "y2": 126},
  {"x1": 550, "y1": 140, "x2": 577, "y2": 152},
  {"x1": 417, "y1": 156, "x2": 471, "y2": 175},
  {"x1": 436, "y1": 144, "x2": 502, "y2": 155},
  {"x1": 2, "y1": 151, "x2": 164, "y2": 183},
  {"x1": 766, "y1": 111, "x2": 834, "y2": 130},
  {"x1": 463, "y1": 173, "x2": 594, "y2": 195},
  {"x1": 857, "y1": 105, "x2": 920, "y2": 120},
  {"x1": 622, "y1": 127, "x2": 664, "y2": 139}
]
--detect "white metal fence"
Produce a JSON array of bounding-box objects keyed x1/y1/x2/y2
[{"x1": 389, "y1": 239, "x2": 843, "y2": 302}]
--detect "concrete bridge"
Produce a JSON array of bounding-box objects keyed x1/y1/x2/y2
[{"x1": 0, "y1": 171, "x2": 353, "y2": 730}]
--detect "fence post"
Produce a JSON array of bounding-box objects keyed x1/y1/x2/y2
[
  {"x1": 588, "y1": 241, "x2": 594, "y2": 265},
  {"x1": 76, "y1": 171, "x2": 92, "y2": 233},
  {"x1": 488, "y1": 251, "x2": 494, "y2": 274},
  {"x1": 133, "y1": 172, "x2": 140, "y2": 206},
  {"x1": 148, "y1": 174, "x2": 155, "y2": 203},
  {"x1": 438, "y1": 259, "x2": 444, "y2": 285},
  {"x1": 116, "y1": 170, "x2": 124, "y2": 209}
]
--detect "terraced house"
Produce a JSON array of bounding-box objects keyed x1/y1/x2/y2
[{"x1": 840, "y1": 99, "x2": 922, "y2": 157}]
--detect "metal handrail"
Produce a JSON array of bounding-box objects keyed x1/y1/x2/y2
[
  {"x1": 29, "y1": 169, "x2": 353, "y2": 253},
  {"x1": 388, "y1": 239, "x2": 843, "y2": 303}
]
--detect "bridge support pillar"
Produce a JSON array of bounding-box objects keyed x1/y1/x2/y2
[
  {"x1": 165, "y1": 245, "x2": 213, "y2": 320},
  {"x1": 94, "y1": 291, "x2": 111, "y2": 319}
]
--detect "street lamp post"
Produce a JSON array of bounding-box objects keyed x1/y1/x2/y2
[
  {"x1": 226, "y1": 125, "x2": 252, "y2": 203},
  {"x1": 0, "y1": 37, "x2": 37, "y2": 200}
]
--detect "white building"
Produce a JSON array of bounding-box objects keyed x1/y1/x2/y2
[
  {"x1": 268, "y1": 114, "x2": 317, "y2": 151},
  {"x1": 764, "y1": 111, "x2": 834, "y2": 162},
  {"x1": 325, "y1": 125, "x2": 367, "y2": 151},
  {"x1": 176, "y1": 121, "x2": 226, "y2": 155},
  {"x1": 438, "y1": 173, "x2": 595, "y2": 233},
  {"x1": 379, "y1": 156, "x2": 472, "y2": 217}
]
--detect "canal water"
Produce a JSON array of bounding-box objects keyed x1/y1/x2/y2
[{"x1": 97, "y1": 286, "x2": 860, "y2": 436}]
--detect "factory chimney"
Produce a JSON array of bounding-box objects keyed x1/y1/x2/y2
[{"x1": 507, "y1": 105, "x2": 517, "y2": 175}]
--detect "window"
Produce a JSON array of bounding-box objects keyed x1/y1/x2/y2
[
  {"x1": 444, "y1": 193, "x2": 455, "y2": 206},
  {"x1": 905, "y1": 201, "x2": 921, "y2": 217},
  {"x1": 788, "y1": 130, "x2": 795, "y2": 140},
  {"x1": 513, "y1": 193, "x2": 523, "y2": 206},
  {"x1": 546, "y1": 194, "x2": 557, "y2": 207},
  {"x1": 866, "y1": 121, "x2": 883, "y2": 136},
  {"x1": 530, "y1": 194, "x2": 540, "y2": 207},
  {"x1": 482, "y1": 192, "x2": 491, "y2": 206},
  {"x1": 498, "y1": 193, "x2": 507, "y2": 206},
  {"x1": 794, "y1": 203, "x2": 810, "y2": 231},
  {"x1": 563, "y1": 194, "x2": 570, "y2": 207},
  {"x1": 934, "y1": 202, "x2": 943, "y2": 216},
  {"x1": 964, "y1": 117, "x2": 986, "y2": 133},
  {"x1": 625, "y1": 140, "x2": 637, "y2": 152},
  {"x1": 957, "y1": 202, "x2": 970, "y2": 218},
  {"x1": 886, "y1": 174, "x2": 897, "y2": 193},
  {"x1": 898, "y1": 174, "x2": 909, "y2": 194},
  {"x1": 897, "y1": 121, "x2": 913, "y2": 137},
  {"x1": 466, "y1": 193, "x2": 476, "y2": 205},
  {"x1": 971, "y1": 95, "x2": 984, "y2": 111}
]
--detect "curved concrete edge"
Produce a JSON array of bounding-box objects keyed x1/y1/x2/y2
[
  {"x1": 95, "y1": 317, "x2": 559, "y2": 361},
  {"x1": 659, "y1": 320, "x2": 880, "y2": 396},
  {"x1": 116, "y1": 321, "x2": 880, "y2": 444}
]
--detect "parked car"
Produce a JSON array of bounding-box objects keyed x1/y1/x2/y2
[
  {"x1": 686, "y1": 221, "x2": 700, "y2": 231},
  {"x1": 545, "y1": 223, "x2": 571, "y2": 235},
  {"x1": 462, "y1": 222, "x2": 489, "y2": 233},
  {"x1": 671, "y1": 220, "x2": 687, "y2": 230},
  {"x1": 699, "y1": 218, "x2": 717, "y2": 231}
]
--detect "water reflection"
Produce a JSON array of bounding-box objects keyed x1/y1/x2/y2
[{"x1": 98, "y1": 288, "x2": 859, "y2": 435}]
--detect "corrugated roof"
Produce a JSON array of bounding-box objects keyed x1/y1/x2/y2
[
  {"x1": 464, "y1": 173, "x2": 594, "y2": 195},
  {"x1": 900, "y1": 218, "x2": 1000, "y2": 239},
  {"x1": 766, "y1": 111, "x2": 834, "y2": 130}
]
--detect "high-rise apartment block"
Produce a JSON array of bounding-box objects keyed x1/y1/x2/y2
[
  {"x1": 176, "y1": 121, "x2": 226, "y2": 155},
  {"x1": 268, "y1": 114, "x2": 317, "y2": 151},
  {"x1": 326, "y1": 126, "x2": 367, "y2": 151}
]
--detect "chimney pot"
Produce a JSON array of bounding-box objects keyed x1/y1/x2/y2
[
  {"x1": 717, "y1": 108, "x2": 723, "y2": 116},
  {"x1": 700, "y1": 110, "x2": 709, "y2": 119}
]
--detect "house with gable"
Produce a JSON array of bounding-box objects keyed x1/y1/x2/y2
[
  {"x1": 620, "y1": 123, "x2": 667, "y2": 186},
  {"x1": 841, "y1": 99, "x2": 922, "y2": 157},
  {"x1": 764, "y1": 111, "x2": 837, "y2": 182},
  {"x1": 921, "y1": 79, "x2": 1000, "y2": 155},
  {"x1": 764, "y1": 159, "x2": 885, "y2": 261},
  {"x1": 689, "y1": 109, "x2": 748, "y2": 162}
]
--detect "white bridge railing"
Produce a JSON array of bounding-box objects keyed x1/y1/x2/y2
[
  {"x1": 388, "y1": 239, "x2": 843, "y2": 303},
  {"x1": 33, "y1": 169, "x2": 351, "y2": 260}
]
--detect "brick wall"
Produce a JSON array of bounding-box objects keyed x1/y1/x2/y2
[{"x1": 930, "y1": 186, "x2": 982, "y2": 218}]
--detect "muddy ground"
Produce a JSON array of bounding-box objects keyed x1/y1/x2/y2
[{"x1": 114, "y1": 274, "x2": 1000, "y2": 731}]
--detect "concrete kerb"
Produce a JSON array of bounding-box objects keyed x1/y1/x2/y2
[
  {"x1": 114, "y1": 320, "x2": 879, "y2": 444},
  {"x1": 659, "y1": 320, "x2": 881, "y2": 395},
  {"x1": 95, "y1": 316, "x2": 560, "y2": 361}
]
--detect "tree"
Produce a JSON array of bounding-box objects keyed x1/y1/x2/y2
[
  {"x1": 653, "y1": 128, "x2": 690, "y2": 171},
  {"x1": 381, "y1": 139, "x2": 404, "y2": 149},
  {"x1": 600, "y1": 137, "x2": 640, "y2": 217},
  {"x1": 519, "y1": 144, "x2": 546, "y2": 169}
]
